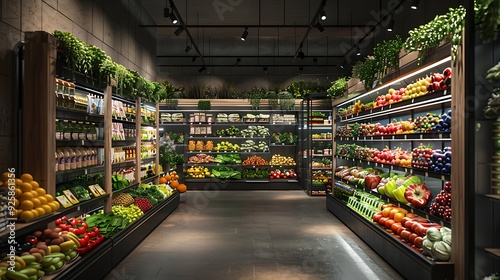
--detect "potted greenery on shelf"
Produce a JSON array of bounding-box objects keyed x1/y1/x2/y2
[
  {"x1": 198, "y1": 100, "x2": 211, "y2": 111},
  {"x1": 352, "y1": 57, "x2": 378, "y2": 91},
  {"x1": 159, "y1": 136, "x2": 183, "y2": 172},
  {"x1": 279, "y1": 91, "x2": 295, "y2": 111},
  {"x1": 327, "y1": 77, "x2": 348, "y2": 99},
  {"x1": 373, "y1": 36, "x2": 403, "y2": 81},
  {"x1": 266, "y1": 91, "x2": 280, "y2": 110},
  {"x1": 246, "y1": 87, "x2": 266, "y2": 110}
]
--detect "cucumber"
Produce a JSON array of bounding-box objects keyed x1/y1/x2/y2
[
  {"x1": 54, "y1": 261, "x2": 64, "y2": 269},
  {"x1": 28, "y1": 276, "x2": 37, "y2": 280},
  {"x1": 50, "y1": 257, "x2": 61, "y2": 265},
  {"x1": 43, "y1": 265, "x2": 56, "y2": 273},
  {"x1": 18, "y1": 268, "x2": 37, "y2": 277},
  {"x1": 19, "y1": 255, "x2": 36, "y2": 265}
]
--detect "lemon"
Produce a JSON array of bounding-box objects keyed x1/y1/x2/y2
[{"x1": 21, "y1": 173, "x2": 33, "y2": 183}]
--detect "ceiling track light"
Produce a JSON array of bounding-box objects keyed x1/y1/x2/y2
[
  {"x1": 240, "y1": 27, "x2": 248, "y2": 41},
  {"x1": 169, "y1": 12, "x2": 178, "y2": 24},
  {"x1": 410, "y1": 0, "x2": 420, "y2": 10},
  {"x1": 174, "y1": 25, "x2": 184, "y2": 36},
  {"x1": 356, "y1": 46, "x2": 361, "y2": 56},
  {"x1": 315, "y1": 22, "x2": 324, "y2": 32},
  {"x1": 198, "y1": 66, "x2": 207, "y2": 73},
  {"x1": 185, "y1": 45, "x2": 192, "y2": 53},
  {"x1": 320, "y1": 9, "x2": 327, "y2": 21},
  {"x1": 387, "y1": 18, "x2": 395, "y2": 32}
]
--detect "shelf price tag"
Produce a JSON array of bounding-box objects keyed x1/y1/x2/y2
[
  {"x1": 425, "y1": 172, "x2": 429, "y2": 177},
  {"x1": 404, "y1": 135, "x2": 407, "y2": 140},
  {"x1": 444, "y1": 90, "x2": 447, "y2": 95},
  {"x1": 439, "y1": 134, "x2": 443, "y2": 139},
  {"x1": 441, "y1": 175, "x2": 446, "y2": 181},
  {"x1": 412, "y1": 99, "x2": 415, "y2": 103},
  {"x1": 381, "y1": 136, "x2": 384, "y2": 140}
]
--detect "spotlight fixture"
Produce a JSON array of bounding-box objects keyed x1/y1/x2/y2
[
  {"x1": 174, "y1": 26, "x2": 184, "y2": 36},
  {"x1": 356, "y1": 46, "x2": 361, "y2": 56},
  {"x1": 198, "y1": 66, "x2": 207, "y2": 73},
  {"x1": 240, "y1": 27, "x2": 248, "y2": 41},
  {"x1": 387, "y1": 18, "x2": 395, "y2": 32},
  {"x1": 410, "y1": 0, "x2": 419, "y2": 10},
  {"x1": 185, "y1": 45, "x2": 192, "y2": 53},
  {"x1": 320, "y1": 9, "x2": 327, "y2": 21},
  {"x1": 315, "y1": 22, "x2": 324, "y2": 32},
  {"x1": 169, "y1": 12, "x2": 178, "y2": 24},
  {"x1": 192, "y1": 56, "x2": 197, "y2": 62}
]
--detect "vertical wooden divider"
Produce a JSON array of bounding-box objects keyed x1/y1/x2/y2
[
  {"x1": 136, "y1": 98, "x2": 142, "y2": 184},
  {"x1": 451, "y1": 30, "x2": 466, "y2": 279},
  {"x1": 23, "y1": 31, "x2": 57, "y2": 196},
  {"x1": 104, "y1": 83, "x2": 112, "y2": 213}
]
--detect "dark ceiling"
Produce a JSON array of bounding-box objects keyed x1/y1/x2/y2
[{"x1": 138, "y1": 0, "x2": 451, "y2": 88}]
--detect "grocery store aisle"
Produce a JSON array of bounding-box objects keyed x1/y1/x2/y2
[{"x1": 104, "y1": 191, "x2": 403, "y2": 280}]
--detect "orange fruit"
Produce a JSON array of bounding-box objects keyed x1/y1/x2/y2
[
  {"x1": 159, "y1": 177, "x2": 168, "y2": 184},
  {"x1": 14, "y1": 199, "x2": 19, "y2": 208},
  {"x1": 30, "y1": 209, "x2": 39, "y2": 218},
  {"x1": 177, "y1": 183, "x2": 187, "y2": 193},
  {"x1": 19, "y1": 182, "x2": 32, "y2": 192},
  {"x1": 51, "y1": 201, "x2": 60, "y2": 210},
  {"x1": 382, "y1": 207, "x2": 393, "y2": 217},
  {"x1": 20, "y1": 200, "x2": 34, "y2": 211},
  {"x1": 37, "y1": 196, "x2": 48, "y2": 205},
  {"x1": 164, "y1": 175, "x2": 171, "y2": 181},
  {"x1": 41, "y1": 204, "x2": 52, "y2": 214},
  {"x1": 1, "y1": 172, "x2": 9, "y2": 182},
  {"x1": 14, "y1": 209, "x2": 23, "y2": 218},
  {"x1": 15, "y1": 178, "x2": 23, "y2": 186},
  {"x1": 20, "y1": 173, "x2": 33, "y2": 183},
  {"x1": 20, "y1": 210, "x2": 34, "y2": 220},
  {"x1": 29, "y1": 181, "x2": 39, "y2": 190},
  {"x1": 171, "y1": 171, "x2": 177, "y2": 176},
  {"x1": 174, "y1": 175, "x2": 179, "y2": 180},
  {"x1": 44, "y1": 194, "x2": 54, "y2": 202},
  {"x1": 394, "y1": 212, "x2": 405, "y2": 222},
  {"x1": 20, "y1": 192, "x2": 34, "y2": 201},
  {"x1": 31, "y1": 198, "x2": 41, "y2": 208},
  {"x1": 35, "y1": 188, "x2": 46, "y2": 196},
  {"x1": 170, "y1": 181, "x2": 179, "y2": 188},
  {"x1": 35, "y1": 207, "x2": 45, "y2": 216},
  {"x1": 0, "y1": 181, "x2": 3, "y2": 188},
  {"x1": 48, "y1": 201, "x2": 59, "y2": 212}
]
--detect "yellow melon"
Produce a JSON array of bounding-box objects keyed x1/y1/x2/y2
[
  {"x1": 48, "y1": 201, "x2": 59, "y2": 212},
  {"x1": 29, "y1": 181, "x2": 39, "y2": 190},
  {"x1": 34, "y1": 207, "x2": 45, "y2": 216},
  {"x1": 30, "y1": 209, "x2": 39, "y2": 218},
  {"x1": 21, "y1": 173, "x2": 33, "y2": 183},
  {"x1": 31, "y1": 198, "x2": 41, "y2": 208},
  {"x1": 30, "y1": 190, "x2": 38, "y2": 198},
  {"x1": 20, "y1": 192, "x2": 34, "y2": 201},
  {"x1": 20, "y1": 182, "x2": 32, "y2": 192}
]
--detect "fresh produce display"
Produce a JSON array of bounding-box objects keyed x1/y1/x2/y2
[
  {"x1": 269, "y1": 154, "x2": 296, "y2": 166},
  {"x1": 422, "y1": 226, "x2": 452, "y2": 261},
  {"x1": 4, "y1": 172, "x2": 59, "y2": 220},
  {"x1": 431, "y1": 110, "x2": 452, "y2": 132},
  {"x1": 215, "y1": 126, "x2": 240, "y2": 137},
  {"x1": 242, "y1": 168, "x2": 269, "y2": 179},
  {"x1": 413, "y1": 113, "x2": 440, "y2": 133},
  {"x1": 164, "y1": 132, "x2": 184, "y2": 143},
  {"x1": 212, "y1": 141, "x2": 241, "y2": 152},
  {"x1": 412, "y1": 143, "x2": 433, "y2": 170},
  {"x1": 128, "y1": 185, "x2": 166, "y2": 206},
  {"x1": 429, "y1": 181, "x2": 452, "y2": 221},
  {"x1": 404, "y1": 183, "x2": 433, "y2": 208},
  {"x1": 429, "y1": 147, "x2": 452, "y2": 174},
  {"x1": 346, "y1": 190, "x2": 385, "y2": 220},
  {"x1": 240, "y1": 126, "x2": 270, "y2": 137},
  {"x1": 213, "y1": 154, "x2": 242, "y2": 164},
  {"x1": 242, "y1": 155, "x2": 268, "y2": 166},
  {"x1": 312, "y1": 170, "x2": 332, "y2": 185},
  {"x1": 187, "y1": 140, "x2": 213, "y2": 151},
  {"x1": 242, "y1": 113, "x2": 270, "y2": 122},
  {"x1": 311, "y1": 132, "x2": 332, "y2": 139},
  {"x1": 112, "y1": 193, "x2": 135, "y2": 207},
  {"x1": 188, "y1": 153, "x2": 215, "y2": 163},
  {"x1": 134, "y1": 197, "x2": 153, "y2": 212},
  {"x1": 211, "y1": 166, "x2": 241, "y2": 179},
  {"x1": 111, "y1": 204, "x2": 144, "y2": 223},
  {"x1": 186, "y1": 166, "x2": 211, "y2": 178},
  {"x1": 216, "y1": 113, "x2": 241, "y2": 123},
  {"x1": 240, "y1": 140, "x2": 268, "y2": 152},
  {"x1": 112, "y1": 174, "x2": 130, "y2": 191},
  {"x1": 270, "y1": 132, "x2": 298, "y2": 144},
  {"x1": 376, "y1": 174, "x2": 422, "y2": 203},
  {"x1": 312, "y1": 158, "x2": 332, "y2": 168},
  {"x1": 373, "y1": 147, "x2": 412, "y2": 167},
  {"x1": 269, "y1": 169, "x2": 297, "y2": 179},
  {"x1": 337, "y1": 68, "x2": 452, "y2": 118},
  {"x1": 86, "y1": 211, "x2": 130, "y2": 238}
]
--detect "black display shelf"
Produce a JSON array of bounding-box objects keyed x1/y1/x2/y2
[
  {"x1": 141, "y1": 175, "x2": 158, "y2": 184},
  {"x1": 141, "y1": 156, "x2": 157, "y2": 162},
  {"x1": 186, "y1": 163, "x2": 240, "y2": 167},
  {"x1": 334, "y1": 155, "x2": 451, "y2": 181},
  {"x1": 111, "y1": 116, "x2": 136, "y2": 125},
  {"x1": 159, "y1": 122, "x2": 185, "y2": 125},
  {"x1": 112, "y1": 192, "x2": 180, "y2": 266},
  {"x1": 335, "y1": 132, "x2": 451, "y2": 142},
  {"x1": 141, "y1": 122, "x2": 156, "y2": 127},
  {"x1": 186, "y1": 151, "x2": 269, "y2": 154},
  {"x1": 188, "y1": 135, "x2": 269, "y2": 139},
  {"x1": 270, "y1": 143, "x2": 297, "y2": 146},
  {"x1": 112, "y1": 182, "x2": 139, "y2": 195},
  {"x1": 326, "y1": 194, "x2": 454, "y2": 280},
  {"x1": 333, "y1": 179, "x2": 451, "y2": 228},
  {"x1": 56, "y1": 107, "x2": 104, "y2": 123},
  {"x1": 112, "y1": 139, "x2": 136, "y2": 147},
  {"x1": 56, "y1": 165, "x2": 104, "y2": 176},
  {"x1": 56, "y1": 139, "x2": 105, "y2": 147},
  {"x1": 112, "y1": 161, "x2": 136, "y2": 169},
  {"x1": 337, "y1": 90, "x2": 451, "y2": 124},
  {"x1": 185, "y1": 178, "x2": 300, "y2": 190}
]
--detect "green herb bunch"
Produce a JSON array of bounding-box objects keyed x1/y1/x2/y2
[{"x1": 327, "y1": 77, "x2": 348, "y2": 99}]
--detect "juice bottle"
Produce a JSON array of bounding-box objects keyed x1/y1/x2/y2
[
  {"x1": 68, "y1": 147, "x2": 77, "y2": 169},
  {"x1": 79, "y1": 147, "x2": 87, "y2": 168},
  {"x1": 63, "y1": 147, "x2": 71, "y2": 170},
  {"x1": 70, "y1": 121, "x2": 79, "y2": 140},
  {"x1": 78, "y1": 121, "x2": 86, "y2": 140},
  {"x1": 75, "y1": 147, "x2": 82, "y2": 169},
  {"x1": 57, "y1": 148, "x2": 65, "y2": 171},
  {"x1": 55, "y1": 152, "x2": 59, "y2": 172},
  {"x1": 63, "y1": 120, "x2": 71, "y2": 140}
]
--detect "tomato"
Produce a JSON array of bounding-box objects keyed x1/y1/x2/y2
[
  {"x1": 409, "y1": 233, "x2": 418, "y2": 244},
  {"x1": 391, "y1": 222, "x2": 402, "y2": 233},
  {"x1": 400, "y1": 230, "x2": 412, "y2": 241},
  {"x1": 379, "y1": 217, "x2": 389, "y2": 226},
  {"x1": 385, "y1": 219, "x2": 396, "y2": 229},
  {"x1": 397, "y1": 226, "x2": 406, "y2": 235},
  {"x1": 372, "y1": 212, "x2": 383, "y2": 223},
  {"x1": 394, "y1": 212, "x2": 405, "y2": 222}
]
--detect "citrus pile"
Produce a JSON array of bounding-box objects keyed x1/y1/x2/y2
[{"x1": 159, "y1": 171, "x2": 187, "y2": 193}]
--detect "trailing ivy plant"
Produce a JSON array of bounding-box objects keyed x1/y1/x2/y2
[
  {"x1": 53, "y1": 30, "x2": 86, "y2": 77},
  {"x1": 327, "y1": 77, "x2": 348, "y2": 99},
  {"x1": 403, "y1": 6, "x2": 466, "y2": 63},
  {"x1": 373, "y1": 36, "x2": 403, "y2": 80},
  {"x1": 352, "y1": 57, "x2": 378, "y2": 90},
  {"x1": 475, "y1": 0, "x2": 500, "y2": 42}
]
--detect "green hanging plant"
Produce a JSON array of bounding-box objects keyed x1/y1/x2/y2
[
  {"x1": 279, "y1": 91, "x2": 295, "y2": 111},
  {"x1": 475, "y1": 0, "x2": 500, "y2": 42},
  {"x1": 327, "y1": 77, "x2": 349, "y2": 99},
  {"x1": 352, "y1": 57, "x2": 378, "y2": 90},
  {"x1": 373, "y1": 36, "x2": 403, "y2": 79}
]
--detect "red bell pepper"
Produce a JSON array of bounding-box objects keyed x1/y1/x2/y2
[
  {"x1": 59, "y1": 223, "x2": 71, "y2": 231},
  {"x1": 87, "y1": 229, "x2": 96, "y2": 239},
  {"x1": 25, "y1": 235, "x2": 38, "y2": 245},
  {"x1": 69, "y1": 226, "x2": 86, "y2": 235},
  {"x1": 93, "y1": 226, "x2": 99, "y2": 235},
  {"x1": 81, "y1": 221, "x2": 88, "y2": 229},
  {"x1": 404, "y1": 183, "x2": 432, "y2": 208},
  {"x1": 75, "y1": 246, "x2": 88, "y2": 255},
  {"x1": 87, "y1": 239, "x2": 96, "y2": 250},
  {"x1": 364, "y1": 175, "x2": 381, "y2": 189},
  {"x1": 78, "y1": 233, "x2": 89, "y2": 248}
]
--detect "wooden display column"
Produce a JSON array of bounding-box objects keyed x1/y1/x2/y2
[
  {"x1": 104, "y1": 83, "x2": 113, "y2": 212},
  {"x1": 23, "y1": 31, "x2": 57, "y2": 196}
]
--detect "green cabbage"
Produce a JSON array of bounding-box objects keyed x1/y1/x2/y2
[
  {"x1": 422, "y1": 236, "x2": 434, "y2": 256},
  {"x1": 432, "y1": 241, "x2": 451, "y2": 261}
]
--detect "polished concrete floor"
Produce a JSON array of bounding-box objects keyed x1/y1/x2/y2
[{"x1": 104, "y1": 191, "x2": 404, "y2": 280}]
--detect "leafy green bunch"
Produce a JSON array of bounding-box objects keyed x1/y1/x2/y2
[
  {"x1": 327, "y1": 77, "x2": 348, "y2": 99},
  {"x1": 352, "y1": 57, "x2": 379, "y2": 90}
]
